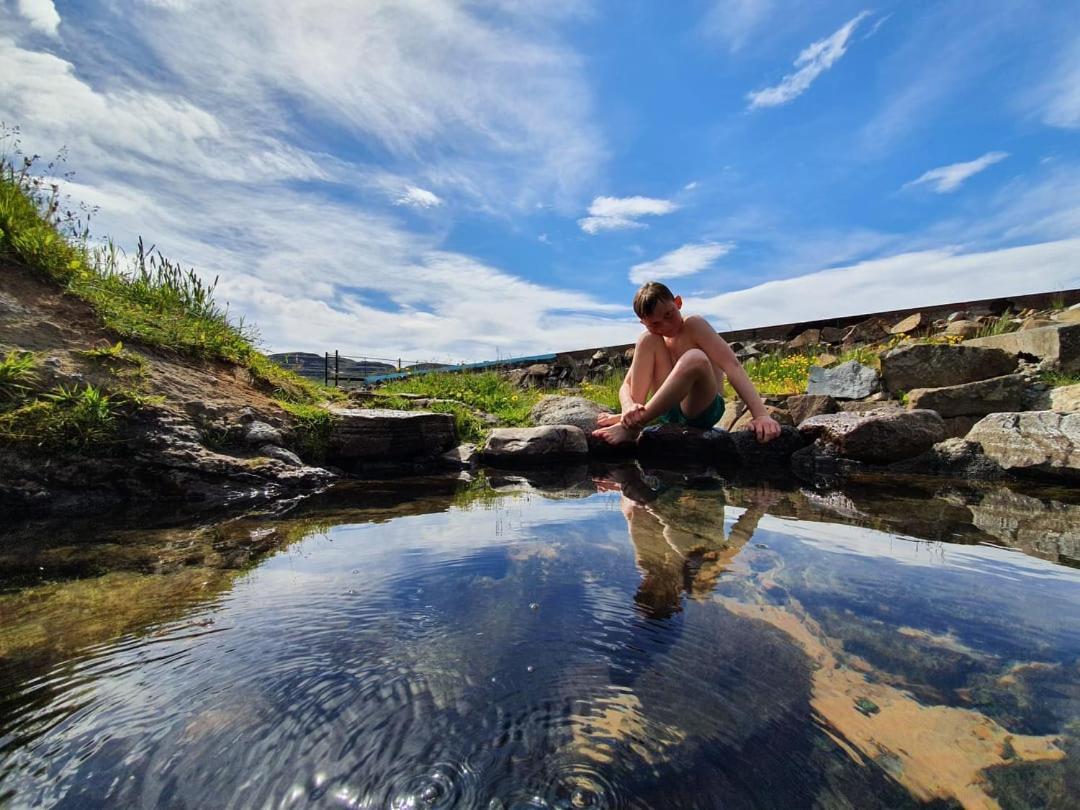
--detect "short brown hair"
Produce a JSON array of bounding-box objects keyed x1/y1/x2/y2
[{"x1": 633, "y1": 281, "x2": 675, "y2": 318}]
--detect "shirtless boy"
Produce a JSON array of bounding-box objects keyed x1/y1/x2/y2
[{"x1": 592, "y1": 281, "x2": 782, "y2": 445}]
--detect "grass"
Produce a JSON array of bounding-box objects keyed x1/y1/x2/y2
[
  {"x1": 377, "y1": 370, "x2": 539, "y2": 443},
  {"x1": 274, "y1": 400, "x2": 332, "y2": 462},
  {"x1": 0, "y1": 349, "x2": 37, "y2": 405},
  {"x1": 1039, "y1": 370, "x2": 1080, "y2": 388},
  {"x1": 0, "y1": 383, "x2": 122, "y2": 451},
  {"x1": 974, "y1": 314, "x2": 1021, "y2": 339}
]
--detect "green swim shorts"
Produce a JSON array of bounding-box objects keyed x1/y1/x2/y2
[{"x1": 657, "y1": 394, "x2": 726, "y2": 430}]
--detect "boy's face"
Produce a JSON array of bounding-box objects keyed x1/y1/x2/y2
[{"x1": 640, "y1": 295, "x2": 684, "y2": 337}]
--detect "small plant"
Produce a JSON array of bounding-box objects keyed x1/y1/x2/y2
[
  {"x1": 580, "y1": 371, "x2": 623, "y2": 412},
  {"x1": 2, "y1": 383, "x2": 119, "y2": 451},
  {"x1": 0, "y1": 350, "x2": 37, "y2": 405},
  {"x1": 275, "y1": 400, "x2": 332, "y2": 462},
  {"x1": 974, "y1": 315, "x2": 1020, "y2": 339},
  {"x1": 1039, "y1": 370, "x2": 1080, "y2": 388}
]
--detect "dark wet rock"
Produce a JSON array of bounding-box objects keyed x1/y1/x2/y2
[
  {"x1": 965, "y1": 323, "x2": 1080, "y2": 373},
  {"x1": 940, "y1": 415, "x2": 983, "y2": 439},
  {"x1": 880, "y1": 343, "x2": 1018, "y2": 392},
  {"x1": 786, "y1": 394, "x2": 838, "y2": 426},
  {"x1": 798, "y1": 409, "x2": 946, "y2": 463},
  {"x1": 637, "y1": 424, "x2": 736, "y2": 465},
  {"x1": 257, "y1": 444, "x2": 303, "y2": 467},
  {"x1": 729, "y1": 425, "x2": 805, "y2": 467},
  {"x1": 243, "y1": 420, "x2": 285, "y2": 447},
  {"x1": 528, "y1": 395, "x2": 604, "y2": 432},
  {"x1": 480, "y1": 425, "x2": 588, "y2": 463},
  {"x1": 439, "y1": 443, "x2": 477, "y2": 469},
  {"x1": 806, "y1": 360, "x2": 880, "y2": 399},
  {"x1": 886, "y1": 438, "x2": 1006, "y2": 479},
  {"x1": 966, "y1": 412, "x2": 1080, "y2": 481},
  {"x1": 906, "y1": 373, "x2": 1026, "y2": 418},
  {"x1": 327, "y1": 408, "x2": 456, "y2": 464}
]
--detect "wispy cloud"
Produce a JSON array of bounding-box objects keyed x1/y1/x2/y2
[
  {"x1": 904, "y1": 151, "x2": 1008, "y2": 193},
  {"x1": 1040, "y1": 41, "x2": 1080, "y2": 129},
  {"x1": 702, "y1": 0, "x2": 773, "y2": 53},
  {"x1": 629, "y1": 242, "x2": 734, "y2": 285},
  {"x1": 747, "y1": 11, "x2": 870, "y2": 109},
  {"x1": 395, "y1": 186, "x2": 442, "y2": 209},
  {"x1": 578, "y1": 195, "x2": 677, "y2": 234},
  {"x1": 15, "y1": 0, "x2": 60, "y2": 36}
]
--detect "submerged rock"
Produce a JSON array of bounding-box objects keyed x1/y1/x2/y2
[
  {"x1": 807, "y1": 360, "x2": 880, "y2": 400},
  {"x1": 327, "y1": 408, "x2": 456, "y2": 464},
  {"x1": 480, "y1": 425, "x2": 588, "y2": 463},
  {"x1": 966, "y1": 412, "x2": 1080, "y2": 481},
  {"x1": 798, "y1": 409, "x2": 946, "y2": 463},
  {"x1": 880, "y1": 343, "x2": 1017, "y2": 392}
]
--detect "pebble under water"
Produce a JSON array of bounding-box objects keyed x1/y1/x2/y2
[{"x1": 1, "y1": 470, "x2": 1079, "y2": 809}]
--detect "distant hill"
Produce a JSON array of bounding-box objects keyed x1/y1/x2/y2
[{"x1": 267, "y1": 352, "x2": 395, "y2": 380}]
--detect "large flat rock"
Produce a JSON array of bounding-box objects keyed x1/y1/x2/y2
[
  {"x1": 480, "y1": 425, "x2": 588, "y2": 463},
  {"x1": 529, "y1": 395, "x2": 604, "y2": 432},
  {"x1": 328, "y1": 408, "x2": 457, "y2": 462},
  {"x1": 806, "y1": 360, "x2": 879, "y2": 399},
  {"x1": 798, "y1": 409, "x2": 946, "y2": 463},
  {"x1": 880, "y1": 343, "x2": 1017, "y2": 392},
  {"x1": 966, "y1": 411, "x2": 1079, "y2": 481},
  {"x1": 964, "y1": 323, "x2": 1080, "y2": 373},
  {"x1": 906, "y1": 374, "x2": 1026, "y2": 418}
]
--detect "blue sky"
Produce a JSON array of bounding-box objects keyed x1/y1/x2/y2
[{"x1": 2, "y1": 1, "x2": 1078, "y2": 363}]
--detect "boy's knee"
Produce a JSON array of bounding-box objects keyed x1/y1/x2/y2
[{"x1": 677, "y1": 348, "x2": 710, "y2": 371}]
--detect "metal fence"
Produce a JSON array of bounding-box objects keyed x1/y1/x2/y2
[{"x1": 321, "y1": 350, "x2": 557, "y2": 386}]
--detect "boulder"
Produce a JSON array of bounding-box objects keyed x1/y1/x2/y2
[
  {"x1": 243, "y1": 420, "x2": 284, "y2": 447},
  {"x1": 440, "y1": 443, "x2": 477, "y2": 469},
  {"x1": 729, "y1": 425, "x2": 805, "y2": 467},
  {"x1": 886, "y1": 438, "x2": 1005, "y2": 479},
  {"x1": 967, "y1": 488, "x2": 1080, "y2": 566},
  {"x1": 529, "y1": 395, "x2": 605, "y2": 432},
  {"x1": 966, "y1": 412, "x2": 1080, "y2": 481},
  {"x1": 798, "y1": 409, "x2": 946, "y2": 463},
  {"x1": 256, "y1": 444, "x2": 303, "y2": 467},
  {"x1": 1052, "y1": 309, "x2": 1080, "y2": 324},
  {"x1": 964, "y1": 323, "x2": 1080, "y2": 373},
  {"x1": 786, "y1": 394, "x2": 838, "y2": 425},
  {"x1": 940, "y1": 415, "x2": 982, "y2": 439},
  {"x1": 786, "y1": 328, "x2": 821, "y2": 350},
  {"x1": 818, "y1": 327, "x2": 845, "y2": 344},
  {"x1": 943, "y1": 320, "x2": 980, "y2": 339},
  {"x1": 889, "y1": 312, "x2": 923, "y2": 335},
  {"x1": 637, "y1": 425, "x2": 737, "y2": 465},
  {"x1": 837, "y1": 400, "x2": 902, "y2": 414},
  {"x1": 806, "y1": 360, "x2": 880, "y2": 399},
  {"x1": 718, "y1": 400, "x2": 747, "y2": 431},
  {"x1": 1046, "y1": 383, "x2": 1080, "y2": 413},
  {"x1": 906, "y1": 374, "x2": 1026, "y2": 418},
  {"x1": 480, "y1": 425, "x2": 588, "y2": 463},
  {"x1": 880, "y1": 343, "x2": 1017, "y2": 392},
  {"x1": 842, "y1": 317, "x2": 889, "y2": 346},
  {"x1": 328, "y1": 408, "x2": 456, "y2": 463},
  {"x1": 730, "y1": 404, "x2": 793, "y2": 431}
]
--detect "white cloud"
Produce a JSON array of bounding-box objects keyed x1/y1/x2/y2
[
  {"x1": 395, "y1": 186, "x2": 442, "y2": 208},
  {"x1": 688, "y1": 238, "x2": 1080, "y2": 331},
  {"x1": 578, "y1": 195, "x2": 677, "y2": 234},
  {"x1": 904, "y1": 151, "x2": 1009, "y2": 193},
  {"x1": 629, "y1": 242, "x2": 734, "y2": 285},
  {"x1": 747, "y1": 11, "x2": 870, "y2": 109},
  {"x1": 702, "y1": 0, "x2": 773, "y2": 53},
  {"x1": 15, "y1": 0, "x2": 60, "y2": 36},
  {"x1": 1040, "y1": 42, "x2": 1080, "y2": 129}
]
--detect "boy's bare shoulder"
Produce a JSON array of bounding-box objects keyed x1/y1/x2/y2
[{"x1": 683, "y1": 314, "x2": 720, "y2": 337}]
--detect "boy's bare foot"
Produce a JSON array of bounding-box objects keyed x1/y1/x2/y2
[
  {"x1": 591, "y1": 422, "x2": 637, "y2": 446},
  {"x1": 595, "y1": 412, "x2": 622, "y2": 428}
]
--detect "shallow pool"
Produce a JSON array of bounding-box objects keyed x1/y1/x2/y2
[{"x1": 2, "y1": 470, "x2": 1078, "y2": 808}]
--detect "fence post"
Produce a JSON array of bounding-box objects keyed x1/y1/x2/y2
[
  {"x1": 334, "y1": 350, "x2": 340, "y2": 387},
  {"x1": 324, "y1": 352, "x2": 329, "y2": 387},
  {"x1": 398, "y1": 358, "x2": 401, "y2": 371}
]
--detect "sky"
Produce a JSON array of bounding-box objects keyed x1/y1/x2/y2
[{"x1": 2, "y1": 0, "x2": 1079, "y2": 364}]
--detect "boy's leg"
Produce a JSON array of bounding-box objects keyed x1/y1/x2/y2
[
  {"x1": 638, "y1": 349, "x2": 718, "y2": 424},
  {"x1": 592, "y1": 334, "x2": 670, "y2": 444}
]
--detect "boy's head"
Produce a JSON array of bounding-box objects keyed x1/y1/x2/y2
[{"x1": 633, "y1": 281, "x2": 683, "y2": 336}]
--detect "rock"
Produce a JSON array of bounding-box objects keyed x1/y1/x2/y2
[
  {"x1": 637, "y1": 425, "x2": 736, "y2": 465},
  {"x1": 1047, "y1": 383, "x2": 1080, "y2": 413},
  {"x1": 480, "y1": 425, "x2": 588, "y2": 463},
  {"x1": 967, "y1": 488, "x2": 1080, "y2": 566},
  {"x1": 806, "y1": 360, "x2": 880, "y2": 399},
  {"x1": 327, "y1": 408, "x2": 456, "y2": 463},
  {"x1": 966, "y1": 412, "x2": 1080, "y2": 481},
  {"x1": 440, "y1": 443, "x2": 477, "y2": 469},
  {"x1": 718, "y1": 400, "x2": 746, "y2": 431},
  {"x1": 530, "y1": 395, "x2": 604, "y2": 432},
  {"x1": 940, "y1": 415, "x2": 982, "y2": 439},
  {"x1": 729, "y1": 425, "x2": 805, "y2": 467},
  {"x1": 837, "y1": 400, "x2": 902, "y2": 413},
  {"x1": 889, "y1": 312, "x2": 923, "y2": 334},
  {"x1": 815, "y1": 352, "x2": 839, "y2": 367},
  {"x1": 730, "y1": 404, "x2": 792, "y2": 431},
  {"x1": 1052, "y1": 309, "x2": 1080, "y2": 324},
  {"x1": 886, "y1": 438, "x2": 1005, "y2": 479},
  {"x1": 786, "y1": 394, "x2": 838, "y2": 425},
  {"x1": 842, "y1": 317, "x2": 890, "y2": 345},
  {"x1": 798, "y1": 409, "x2": 946, "y2": 463},
  {"x1": 880, "y1": 343, "x2": 1017, "y2": 392},
  {"x1": 818, "y1": 327, "x2": 845, "y2": 344},
  {"x1": 906, "y1": 374, "x2": 1026, "y2": 418},
  {"x1": 964, "y1": 323, "x2": 1080, "y2": 373},
  {"x1": 257, "y1": 444, "x2": 303, "y2": 467},
  {"x1": 943, "y1": 320, "x2": 980, "y2": 339},
  {"x1": 786, "y1": 328, "x2": 821, "y2": 350},
  {"x1": 1019, "y1": 318, "x2": 1057, "y2": 331}
]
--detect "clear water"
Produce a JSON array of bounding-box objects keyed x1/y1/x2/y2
[{"x1": 1, "y1": 470, "x2": 1079, "y2": 809}]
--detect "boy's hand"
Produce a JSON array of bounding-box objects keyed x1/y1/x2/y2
[
  {"x1": 748, "y1": 414, "x2": 782, "y2": 443},
  {"x1": 621, "y1": 403, "x2": 649, "y2": 429}
]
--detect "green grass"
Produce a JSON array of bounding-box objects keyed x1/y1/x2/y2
[
  {"x1": 1039, "y1": 370, "x2": 1080, "y2": 388},
  {"x1": 275, "y1": 400, "x2": 332, "y2": 462},
  {"x1": 580, "y1": 372, "x2": 623, "y2": 412},
  {"x1": 974, "y1": 314, "x2": 1021, "y2": 339},
  {"x1": 377, "y1": 370, "x2": 539, "y2": 442},
  {"x1": 0, "y1": 383, "x2": 121, "y2": 451},
  {"x1": 0, "y1": 350, "x2": 37, "y2": 406}
]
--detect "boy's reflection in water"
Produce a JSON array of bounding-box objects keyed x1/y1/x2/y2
[{"x1": 594, "y1": 466, "x2": 778, "y2": 619}]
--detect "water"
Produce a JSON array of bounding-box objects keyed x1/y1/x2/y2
[{"x1": 2, "y1": 468, "x2": 1079, "y2": 809}]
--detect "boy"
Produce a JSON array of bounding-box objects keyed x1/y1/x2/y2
[{"x1": 592, "y1": 281, "x2": 781, "y2": 445}]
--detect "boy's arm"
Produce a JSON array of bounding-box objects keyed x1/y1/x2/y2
[{"x1": 687, "y1": 317, "x2": 780, "y2": 442}]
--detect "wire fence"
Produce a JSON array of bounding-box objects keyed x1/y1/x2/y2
[{"x1": 313, "y1": 350, "x2": 558, "y2": 387}]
